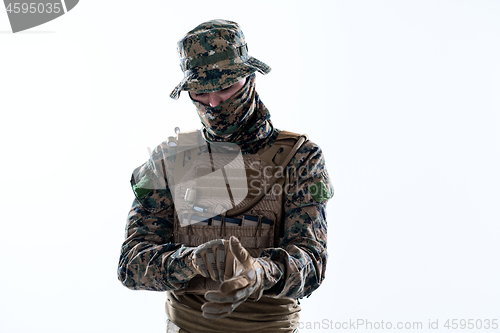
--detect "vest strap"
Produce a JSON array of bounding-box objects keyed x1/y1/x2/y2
[{"x1": 225, "y1": 133, "x2": 308, "y2": 217}]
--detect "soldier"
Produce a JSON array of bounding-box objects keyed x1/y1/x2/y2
[{"x1": 118, "y1": 19, "x2": 333, "y2": 333}]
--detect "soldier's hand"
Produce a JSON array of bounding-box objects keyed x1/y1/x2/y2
[
  {"x1": 188, "y1": 239, "x2": 231, "y2": 282},
  {"x1": 201, "y1": 236, "x2": 264, "y2": 319}
]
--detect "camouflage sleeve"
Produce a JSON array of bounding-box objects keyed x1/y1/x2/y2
[
  {"x1": 117, "y1": 197, "x2": 201, "y2": 291},
  {"x1": 117, "y1": 144, "x2": 198, "y2": 291},
  {"x1": 258, "y1": 140, "x2": 333, "y2": 299}
]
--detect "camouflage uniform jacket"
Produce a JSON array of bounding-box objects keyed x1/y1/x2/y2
[{"x1": 118, "y1": 128, "x2": 333, "y2": 299}]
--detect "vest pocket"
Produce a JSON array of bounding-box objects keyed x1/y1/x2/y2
[{"x1": 177, "y1": 225, "x2": 274, "y2": 250}]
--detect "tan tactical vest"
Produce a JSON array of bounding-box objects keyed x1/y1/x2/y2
[{"x1": 170, "y1": 130, "x2": 307, "y2": 295}]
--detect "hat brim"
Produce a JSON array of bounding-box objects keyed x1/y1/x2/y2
[{"x1": 170, "y1": 57, "x2": 270, "y2": 100}]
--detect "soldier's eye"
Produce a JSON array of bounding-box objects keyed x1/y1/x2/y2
[{"x1": 219, "y1": 85, "x2": 233, "y2": 92}]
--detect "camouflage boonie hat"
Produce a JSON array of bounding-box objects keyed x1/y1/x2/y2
[{"x1": 170, "y1": 19, "x2": 271, "y2": 100}]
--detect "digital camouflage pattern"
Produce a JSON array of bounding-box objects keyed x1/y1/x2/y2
[
  {"x1": 170, "y1": 19, "x2": 271, "y2": 100},
  {"x1": 118, "y1": 128, "x2": 334, "y2": 298}
]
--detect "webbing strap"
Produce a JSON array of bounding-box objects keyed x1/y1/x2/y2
[
  {"x1": 226, "y1": 134, "x2": 308, "y2": 217},
  {"x1": 180, "y1": 44, "x2": 248, "y2": 71}
]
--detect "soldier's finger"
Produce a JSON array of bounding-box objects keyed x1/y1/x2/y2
[
  {"x1": 195, "y1": 252, "x2": 210, "y2": 278},
  {"x1": 234, "y1": 285, "x2": 254, "y2": 301},
  {"x1": 201, "y1": 303, "x2": 233, "y2": 319},
  {"x1": 201, "y1": 302, "x2": 232, "y2": 314},
  {"x1": 216, "y1": 243, "x2": 225, "y2": 282},
  {"x1": 220, "y1": 275, "x2": 249, "y2": 294},
  {"x1": 224, "y1": 250, "x2": 235, "y2": 281},
  {"x1": 229, "y1": 236, "x2": 251, "y2": 265},
  {"x1": 204, "y1": 290, "x2": 239, "y2": 303},
  {"x1": 206, "y1": 247, "x2": 219, "y2": 280}
]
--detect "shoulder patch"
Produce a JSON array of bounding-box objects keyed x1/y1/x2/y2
[
  {"x1": 130, "y1": 141, "x2": 174, "y2": 213},
  {"x1": 132, "y1": 174, "x2": 153, "y2": 200},
  {"x1": 308, "y1": 180, "x2": 332, "y2": 203}
]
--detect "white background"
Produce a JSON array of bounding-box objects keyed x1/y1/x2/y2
[{"x1": 1, "y1": 1, "x2": 499, "y2": 332}]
